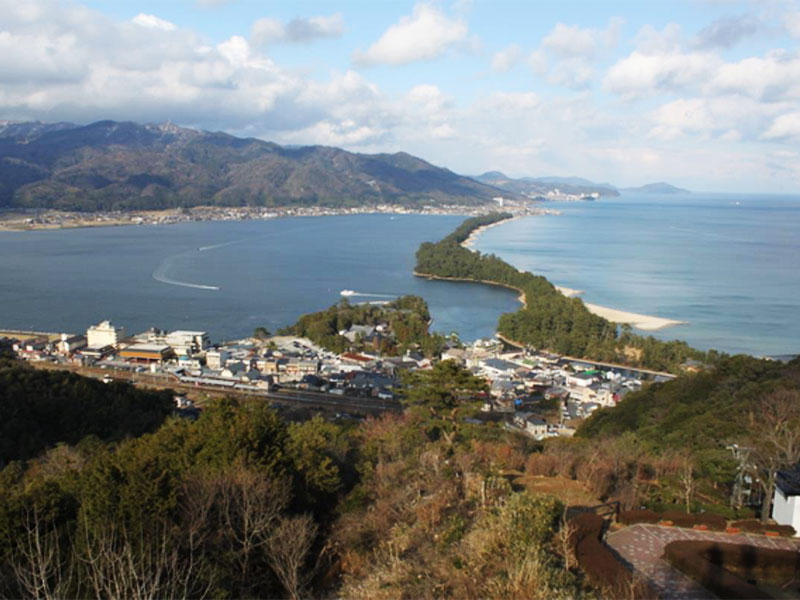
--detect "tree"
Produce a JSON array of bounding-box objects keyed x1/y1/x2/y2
[
  {"x1": 9, "y1": 505, "x2": 74, "y2": 600},
  {"x1": 677, "y1": 452, "x2": 697, "y2": 514},
  {"x1": 745, "y1": 389, "x2": 800, "y2": 522},
  {"x1": 402, "y1": 360, "x2": 488, "y2": 411},
  {"x1": 253, "y1": 327, "x2": 271, "y2": 340},
  {"x1": 266, "y1": 514, "x2": 318, "y2": 600}
]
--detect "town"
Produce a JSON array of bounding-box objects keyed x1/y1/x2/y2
[
  {"x1": 1, "y1": 317, "x2": 671, "y2": 437},
  {"x1": 0, "y1": 199, "x2": 554, "y2": 231}
]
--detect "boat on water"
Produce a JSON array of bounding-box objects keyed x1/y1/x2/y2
[{"x1": 340, "y1": 289, "x2": 356, "y2": 296}]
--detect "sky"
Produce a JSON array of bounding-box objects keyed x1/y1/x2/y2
[{"x1": 2, "y1": 0, "x2": 800, "y2": 192}]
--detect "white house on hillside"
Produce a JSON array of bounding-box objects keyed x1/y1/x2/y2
[{"x1": 773, "y1": 465, "x2": 800, "y2": 535}]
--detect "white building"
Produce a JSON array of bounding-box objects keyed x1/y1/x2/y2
[
  {"x1": 206, "y1": 349, "x2": 230, "y2": 370},
  {"x1": 165, "y1": 330, "x2": 210, "y2": 356},
  {"x1": 87, "y1": 320, "x2": 125, "y2": 349},
  {"x1": 566, "y1": 372, "x2": 596, "y2": 388},
  {"x1": 772, "y1": 466, "x2": 800, "y2": 535},
  {"x1": 58, "y1": 333, "x2": 86, "y2": 354}
]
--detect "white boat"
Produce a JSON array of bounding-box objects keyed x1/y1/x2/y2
[{"x1": 340, "y1": 289, "x2": 356, "y2": 296}]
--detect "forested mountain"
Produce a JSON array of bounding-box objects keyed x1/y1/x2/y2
[
  {"x1": 471, "y1": 171, "x2": 619, "y2": 198},
  {"x1": 0, "y1": 120, "x2": 508, "y2": 211}
]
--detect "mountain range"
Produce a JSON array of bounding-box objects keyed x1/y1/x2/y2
[
  {"x1": 0, "y1": 120, "x2": 690, "y2": 212},
  {"x1": 0, "y1": 120, "x2": 509, "y2": 211},
  {"x1": 471, "y1": 171, "x2": 691, "y2": 198}
]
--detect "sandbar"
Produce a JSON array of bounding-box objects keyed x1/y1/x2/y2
[
  {"x1": 555, "y1": 285, "x2": 583, "y2": 297},
  {"x1": 461, "y1": 216, "x2": 522, "y2": 248},
  {"x1": 582, "y1": 302, "x2": 686, "y2": 331},
  {"x1": 459, "y1": 214, "x2": 688, "y2": 332}
]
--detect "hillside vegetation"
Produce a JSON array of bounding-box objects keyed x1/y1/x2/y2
[
  {"x1": 0, "y1": 358, "x2": 173, "y2": 467},
  {"x1": 0, "y1": 120, "x2": 506, "y2": 211},
  {"x1": 0, "y1": 359, "x2": 593, "y2": 599}
]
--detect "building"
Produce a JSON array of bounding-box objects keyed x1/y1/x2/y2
[
  {"x1": 165, "y1": 330, "x2": 210, "y2": 356},
  {"x1": 119, "y1": 343, "x2": 173, "y2": 363},
  {"x1": 284, "y1": 359, "x2": 319, "y2": 376},
  {"x1": 87, "y1": 320, "x2": 125, "y2": 349},
  {"x1": 773, "y1": 465, "x2": 800, "y2": 534},
  {"x1": 525, "y1": 417, "x2": 548, "y2": 439},
  {"x1": 566, "y1": 371, "x2": 596, "y2": 388},
  {"x1": 206, "y1": 349, "x2": 230, "y2": 370},
  {"x1": 58, "y1": 333, "x2": 86, "y2": 355}
]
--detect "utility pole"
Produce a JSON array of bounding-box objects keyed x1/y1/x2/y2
[{"x1": 727, "y1": 444, "x2": 753, "y2": 509}]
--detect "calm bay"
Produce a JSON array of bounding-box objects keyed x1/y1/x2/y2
[{"x1": 0, "y1": 214, "x2": 520, "y2": 342}]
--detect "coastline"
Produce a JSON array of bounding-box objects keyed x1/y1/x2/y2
[
  {"x1": 460, "y1": 215, "x2": 524, "y2": 248},
  {"x1": 464, "y1": 215, "x2": 686, "y2": 332},
  {"x1": 0, "y1": 204, "x2": 547, "y2": 233},
  {"x1": 413, "y1": 271, "x2": 527, "y2": 309}
]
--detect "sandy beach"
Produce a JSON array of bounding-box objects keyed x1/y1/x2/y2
[
  {"x1": 467, "y1": 218, "x2": 686, "y2": 332},
  {"x1": 460, "y1": 216, "x2": 523, "y2": 248},
  {"x1": 581, "y1": 302, "x2": 686, "y2": 331}
]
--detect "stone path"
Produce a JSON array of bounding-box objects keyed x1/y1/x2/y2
[{"x1": 605, "y1": 524, "x2": 800, "y2": 599}]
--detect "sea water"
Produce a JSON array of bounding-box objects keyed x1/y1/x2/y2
[
  {"x1": 0, "y1": 214, "x2": 519, "y2": 343},
  {"x1": 473, "y1": 193, "x2": 800, "y2": 357}
]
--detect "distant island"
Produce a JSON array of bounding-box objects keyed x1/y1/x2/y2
[{"x1": 622, "y1": 182, "x2": 691, "y2": 194}]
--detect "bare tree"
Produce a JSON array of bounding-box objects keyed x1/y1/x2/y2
[
  {"x1": 9, "y1": 505, "x2": 74, "y2": 600},
  {"x1": 677, "y1": 453, "x2": 697, "y2": 513},
  {"x1": 746, "y1": 389, "x2": 800, "y2": 522},
  {"x1": 555, "y1": 509, "x2": 577, "y2": 573},
  {"x1": 79, "y1": 517, "x2": 203, "y2": 600},
  {"x1": 266, "y1": 514, "x2": 318, "y2": 600},
  {"x1": 216, "y1": 467, "x2": 290, "y2": 589}
]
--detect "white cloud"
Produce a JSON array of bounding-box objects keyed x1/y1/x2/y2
[
  {"x1": 763, "y1": 112, "x2": 800, "y2": 139},
  {"x1": 649, "y1": 96, "x2": 780, "y2": 140},
  {"x1": 710, "y1": 51, "x2": 800, "y2": 101},
  {"x1": 603, "y1": 50, "x2": 721, "y2": 97},
  {"x1": 132, "y1": 13, "x2": 177, "y2": 32},
  {"x1": 482, "y1": 92, "x2": 540, "y2": 112},
  {"x1": 785, "y1": 12, "x2": 800, "y2": 38},
  {"x1": 353, "y1": 3, "x2": 467, "y2": 66},
  {"x1": 530, "y1": 18, "x2": 623, "y2": 89},
  {"x1": 633, "y1": 23, "x2": 682, "y2": 54},
  {"x1": 491, "y1": 44, "x2": 522, "y2": 72},
  {"x1": 251, "y1": 13, "x2": 343, "y2": 45},
  {"x1": 541, "y1": 21, "x2": 622, "y2": 59}
]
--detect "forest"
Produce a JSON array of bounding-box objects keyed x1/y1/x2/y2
[
  {"x1": 415, "y1": 213, "x2": 719, "y2": 373},
  {"x1": 276, "y1": 295, "x2": 447, "y2": 357},
  {"x1": 0, "y1": 358, "x2": 592, "y2": 599}
]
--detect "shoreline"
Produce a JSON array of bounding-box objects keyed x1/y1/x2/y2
[
  {"x1": 0, "y1": 204, "x2": 548, "y2": 233},
  {"x1": 462, "y1": 215, "x2": 687, "y2": 332},
  {"x1": 460, "y1": 215, "x2": 524, "y2": 248},
  {"x1": 413, "y1": 271, "x2": 527, "y2": 309}
]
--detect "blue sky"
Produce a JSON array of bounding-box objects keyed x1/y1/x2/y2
[{"x1": 3, "y1": 0, "x2": 800, "y2": 192}]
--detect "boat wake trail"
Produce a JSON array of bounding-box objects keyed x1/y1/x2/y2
[
  {"x1": 340, "y1": 290, "x2": 397, "y2": 298},
  {"x1": 198, "y1": 240, "x2": 239, "y2": 252},
  {"x1": 152, "y1": 256, "x2": 220, "y2": 291}
]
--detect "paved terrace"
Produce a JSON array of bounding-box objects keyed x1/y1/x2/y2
[{"x1": 606, "y1": 523, "x2": 800, "y2": 600}]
